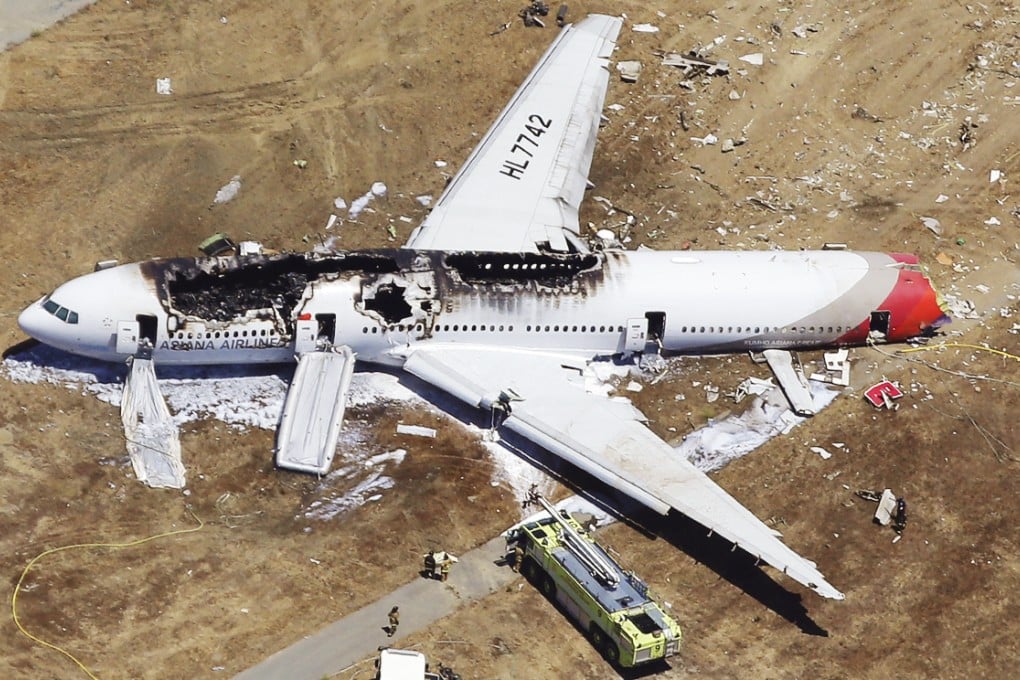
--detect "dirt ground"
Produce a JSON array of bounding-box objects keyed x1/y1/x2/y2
[{"x1": 1, "y1": 1, "x2": 1018, "y2": 678}]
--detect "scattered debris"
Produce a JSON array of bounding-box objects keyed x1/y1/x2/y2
[
  {"x1": 732, "y1": 376, "x2": 774, "y2": 403},
  {"x1": 555, "y1": 4, "x2": 568, "y2": 27},
  {"x1": 396, "y1": 424, "x2": 437, "y2": 438},
  {"x1": 197, "y1": 232, "x2": 236, "y2": 257},
  {"x1": 632, "y1": 23, "x2": 659, "y2": 34},
  {"x1": 863, "y1": 380, "x2": 904, "y2": 410},
  {"x1": 661, "y1": 52, "x2": 729, "y2": 76},
  {"x1": 809, "y1": 446, "x2": 832, "y2": 460},
  {"x1": 810, "y1": 349, "x2": 850, "y2": 386},
  {"x1": 739, "y1": 52, "x2": 764, "y2": 66},
  {"x1": 292, "y1": 159, "x2": 308, "y2": 169},
  {"x1": 851, "y1": 106, "x2": 882, "y2": 122},
  {"x1": 874, "y1": 488, "x2": 898, "y2": 526},
  {"x1": 519, "y1": 1, "x2": 549, "y2": 28},
  {"x1": 919, "y1": 216, "x2": 943, "y2": 236},
  {"x1": 625, "y1": 380, "x2": 643, "y2": 393},
  {"x1": 213, "y1": 175, "x2": 242, "y2": 205},
  {"x1": 989, "y1": 169, "x2": 1002, "y2": 183},
  {"x1": 616, "y1": 60, "x2": 642, "y2": 83},
  {"x1": 333, "y1": 197, "x2": 347, "y2": 211},
  {"x1": 691, "y1": 133, "x2": 718, "y2": 146},
  {"x1": 155, "y1": 77, "x2": 172, "y2": 95}
]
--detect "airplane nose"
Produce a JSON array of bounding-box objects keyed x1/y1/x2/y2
[{"x1": 18, "y1": 298, "x2": 51, "y2": 343}]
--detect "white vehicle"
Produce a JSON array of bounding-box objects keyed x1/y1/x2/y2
[
  {"x1": 18, "y1": 15, "x2": 949, "y2": 601},
  {"x1": 375, "y1": 648, "x2": 446, "y2": 680}
]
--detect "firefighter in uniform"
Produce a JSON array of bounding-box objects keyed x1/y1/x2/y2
[{"x1": 386, "y1": 606, "x2": 400, "y2": 637}]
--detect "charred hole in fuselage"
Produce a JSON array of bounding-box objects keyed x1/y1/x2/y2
[
  {"x1": 152, "y1": 251, "x2": 401, "y2": 333},
  {"x1": 363, "y1": 282, "x2": 413, "y2": 324}
]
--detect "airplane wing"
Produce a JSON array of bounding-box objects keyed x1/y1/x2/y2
[
  {"x1": 404, "y1": 14, "x2": 622, "y2": 254},
  {"x1": 401, "y1": 346, "x2": 845, "y2": 600}
]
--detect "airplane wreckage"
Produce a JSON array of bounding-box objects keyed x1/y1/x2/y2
[{"x1": 17, "y1": 15, "x2": 950, "y2": 601}]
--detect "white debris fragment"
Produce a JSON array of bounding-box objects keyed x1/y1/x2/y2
[
  {"x1": 810, "y1": 446, "x2": 832, "y2": 460},
  {"x1": 739, "y1": 53, "x2": 764, "y2": 66},
  {"x1": 691, "y1": 133, "x2": 718, "y2": 146},
  {"x1": 920, "y1": 216, "x2": 943, "y2": 235},
  {"x1": 371, "y1": 181, "x2": 388, "y2": 197},
  {"x1": 349, "y1": 194, "x2": 372, "y2": 220},
  {"x1": 632, "y1": 23, "x2": 659, "y2": 33},
  {"x1": 975, "y1": 284, "x2": 991, "y2": 294},
  {"x1": 935, "y1": 194, "x2": 949, "y2": 203},
  {"x1": 625, "y1": 381, "x2": 643, "y2": 393},
  {"x1": 396, "y1": 424, "x2": 437, "y2": 438},
  {"x1": 616, "y1": 60, "x2": 642, "y2": 82},
  {"x1": 156, "y1": 77, "x2": 173, "y2": 95},
  {"x1": 733, "y1": 377, "x2": 774, "y2": 403},
  {"x1": 984, "y1": 216, "x2": 1001, "y2": 226},
  {"x1": 728, "y1": 89, "x2": 741, "y2": 100},
  {"x1": 990, "y1": 169, "x2": 1002, "y2": 182},
  {"x1": 434, "y1": 160, "x2": 448, "y2": 168},
  {"x1": 325, "y1": 214, "x2": 339, "y2": 230},
  {"x1": 415, "y1": 195, "x2": 433, "y2": 207},
  {"x1": 333, "y1": 197, "x2": 347, "y2": 211},
  {"x1": 213, "y1": 176, "x2": 242, "y2": 205}
]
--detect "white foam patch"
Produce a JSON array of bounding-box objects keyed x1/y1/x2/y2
[
  {"x1": 678, "y1": 381, "x2": 840, "y2": 472},
  {"x1": 303, "y1": 448, "x2": 406, "y2": 521}
]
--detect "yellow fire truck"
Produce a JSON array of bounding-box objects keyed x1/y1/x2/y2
[{"x1": 506, "y1": 496, "x2": 682, "y2": 667}]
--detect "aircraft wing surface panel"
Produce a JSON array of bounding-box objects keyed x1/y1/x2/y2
[
  {"x1": 402, "y1": 346, "x2": 844, "y2": 600},
  {"x1": 405, "y1": 14, "x2": 622, "y2": 253}
]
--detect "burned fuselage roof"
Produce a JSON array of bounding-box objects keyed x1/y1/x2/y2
[
  {"x1": 142, "y1": 250, "x2": 402, "y2": 325},
  {"x1": 139, "y1": 248, "x2": 608, "y2": 328}
]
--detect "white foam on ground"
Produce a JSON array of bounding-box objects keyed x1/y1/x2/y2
[{"x1": 3, "y1": 347, "x2": 841, "y2": 522}]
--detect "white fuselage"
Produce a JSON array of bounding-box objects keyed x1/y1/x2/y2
[{"x1": 18, "y1": 248, "x2": 945, "y2": 368}]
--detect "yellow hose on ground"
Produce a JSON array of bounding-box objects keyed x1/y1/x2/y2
[
  {"x1": 11, "y1": 508, "x2": 205, "y2": 680},
  {"x1": 898, "y1": 341, "x2": 1020, "y2": 362}
]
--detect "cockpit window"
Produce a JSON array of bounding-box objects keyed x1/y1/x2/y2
[{"x1": 41, "y1": 298, "x2": 79, "y2": 324}]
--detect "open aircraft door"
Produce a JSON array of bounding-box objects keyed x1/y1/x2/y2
[
  {"x1": 625, "y1": 317, "x2": 647, "y2": 353},
  {"x1": 294, "y1": 318, "x2": 318, "y2": 354},
  {"x1": 116, "y1": 321, "x2": 140, "y2": 355}
]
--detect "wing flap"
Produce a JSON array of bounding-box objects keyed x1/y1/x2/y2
[{"x1": 402, "y1": 346, "x2": 844, "y2": 600}]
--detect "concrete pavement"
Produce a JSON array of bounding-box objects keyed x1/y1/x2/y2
[{"x1": 235, "y1": 535, "x2": 519, "y2": 679}]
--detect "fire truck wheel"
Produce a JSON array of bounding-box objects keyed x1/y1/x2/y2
[
  {"x1": 589, "y1": 625, "x2": 606, "y2": 650},
  {"x1": 521, "y1": 558, "x2": 539, "y2": 584},
  {"x1": 603, "y1": 640, "x2": 620, "y2": 666},
  {"x1": 539, "y1": 573, "x2": 556, "y2": 598}
]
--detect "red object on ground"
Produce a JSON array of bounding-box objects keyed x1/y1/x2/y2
[{"x1": 864, "y1": 380, "x2": 904, "y2": 408}]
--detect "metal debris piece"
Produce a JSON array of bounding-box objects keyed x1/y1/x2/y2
[
  {"x1": 520, "y1": 1, "x2": 549, "y2": 27},
  {"x1": 733, "y1": 376, "x2": 774, "y2": 403},
  {"x1": 213, "y1": 175, "x2": 242, "y2": 205},
  {"x1": 616, "y1": 60, "x2": 642, "y2": 83},
  {"x1": 661, "y1": 52, "x2": 729, "y2": 76},
  {"x1": 920, "y1": 216, "x2": 943, "y2": 236},
  {"x1": 810, "y1": 348, "x2": 850, "y2": 386},
  {"x1": 851, "y1": 106, "x2": 881, "y2": 122},
  {"x1": 863, "y1": 380, "x2": 903, "y2": 409},
  {"x1": 809, "y1": 446, "x2": 832, "y2": 460},
  {"x1": 396, "y1": 424, "x2": 437, "y2": 438},
  {"x1": 739, "y1": 52, "x2": 764, "y2": 66},
  {"x1": 156, "y1": 77, "x2": 173, "y2": 95},
  {"x1": 874, "y1": 489, "x2": 897, "y2": 526}
]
